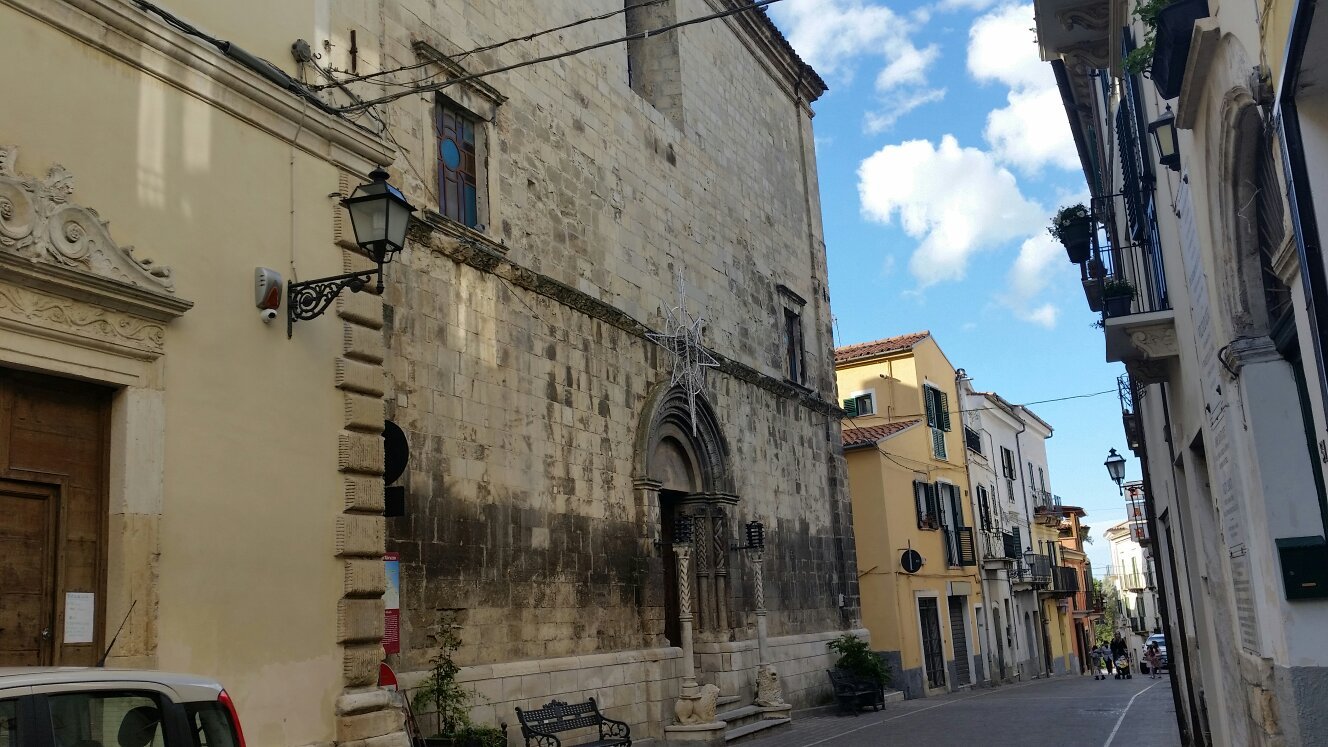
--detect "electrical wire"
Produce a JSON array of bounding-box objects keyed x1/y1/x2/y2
[
  {"x1": 309, "y1": 0, "x2": 678, "y2": 91},
  {"x1": 335, "y1": 0, "x2": 787, "y2": 113},
  {"x1": 846, "y1": 388, "x2": 1116, "y2": 424}
]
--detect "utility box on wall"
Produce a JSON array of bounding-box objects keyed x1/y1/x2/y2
[{"x1": 1276, "y1": 535, "x2": 1328, "y2": 600}]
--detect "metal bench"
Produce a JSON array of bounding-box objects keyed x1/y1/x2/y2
[
  {"x1": 514, "y1": 698, "x2": 631, "y2": 747},
  {"x1": 826, "y1": 668, "x2": 885, "y2": 715}
]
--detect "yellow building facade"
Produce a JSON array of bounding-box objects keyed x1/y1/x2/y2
[{"x1": 835, "y1": 332, "x2": 984, "y2": 699}]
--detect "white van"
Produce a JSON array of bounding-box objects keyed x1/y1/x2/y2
[{"x1": 0, "y1": 668, "x2": 245, "y2": 747}]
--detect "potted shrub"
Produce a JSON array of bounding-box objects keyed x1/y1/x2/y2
[
  {"x1": 1049, "y1": 204, "x2": 1093, "y2": 263},
  {"x1": 828, "y1": 633, "x2": 891, "y2": 688},
  {"x1": 1102, "y1": 278, "x2": 1137, "y2": 318},
  {"x1": 412, "y1": 626, "x2": 506, "y2": 747}
]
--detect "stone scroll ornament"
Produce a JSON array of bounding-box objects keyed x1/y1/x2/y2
[
  {"x1": 0, "y1": 145, "x2": 176, "y2": 292},
  {"x1": 646, "y1": 269, "x2": 719, "y2": 436}
]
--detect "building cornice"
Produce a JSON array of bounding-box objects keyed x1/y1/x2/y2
[{"x1": 5, "y1": 0, "x2": 394, "y2": 171}]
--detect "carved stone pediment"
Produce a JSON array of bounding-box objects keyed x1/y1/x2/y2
[
  {"x1": 1105, "y1": 309, "x2": 1180, "y2": 365},
  {"x1": 0, "y1": 146, "x2": 191, "y2": 324},
  {"x1": 1057, "y1": 2, "x2": 1111, "y2": 32}
]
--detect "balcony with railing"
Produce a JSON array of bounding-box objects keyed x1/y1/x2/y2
[
  {"x1": 1045, "y1": 565, "x2": 1081, "y2": 598},
  {"x1": 1013, "y1": 552, "x2": 1052, "y2": 588},
  {"x1": 1032, "y1": 489, "x2": 1061, "y2": 525}
]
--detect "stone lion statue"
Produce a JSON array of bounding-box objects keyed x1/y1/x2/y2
[
  {"x1": 674, "y1": 683, "x2": 721, "y2": 724},
  {"x1": 754, "y1": 665, "x2": 786, "y2": 707}
]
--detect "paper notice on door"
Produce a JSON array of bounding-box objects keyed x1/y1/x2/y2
[{"x1": 64, "y1": 592, "x2": 95, "y2": 643}]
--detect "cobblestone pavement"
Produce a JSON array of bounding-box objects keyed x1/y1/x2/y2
[{"x1": 742, "y1": 673, "x2": 1182, "y2": 747}]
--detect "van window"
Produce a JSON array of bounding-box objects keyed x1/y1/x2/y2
[
  {"x1": 47, "y1": 691, "x2": 165, "y2": 747},
  {"x1": 184, "y1": 702, "x2": 239, "y2": 747},
  {"x1": 0, "y1": 698, "x2": 18, "y2": 746}
]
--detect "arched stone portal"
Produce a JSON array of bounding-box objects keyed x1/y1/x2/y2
[{"x1": 633, "y1": 384, "x2": 737, "y2": 646}]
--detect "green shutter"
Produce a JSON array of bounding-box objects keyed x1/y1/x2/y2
[
  {"x1": 939, "y1": 391, "x2": 951, "y2": 431},
  {"x1": 914, "y1": 480, "x2": 928, "y2": 527},
  {"x1": 843, "y1": 398, "x2": 858, "y2": 417},
  {"x1": 924, "y1": 386, "x2": 937, "y2": 428},
  {"x1": 932, "y1": 426, "x2": 946, "y2": 459}
]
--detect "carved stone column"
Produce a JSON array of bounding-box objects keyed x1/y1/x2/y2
[
  {"x1": 711, "y1": 506, "x2": 730, "y2": 634},
  {"x1": 751, "y1": 550, "x2": 788, "y2": 711},
  {"x1": 667, "y1": 539, "x2": 726, "y2": 742},
  {"x1": 694, "y1": 506, "x2": 714, "y2": 633}
]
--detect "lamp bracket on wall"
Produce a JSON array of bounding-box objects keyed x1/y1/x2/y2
[{"x1": 287, "y1": 267, "x2": 380, "y2": 337}]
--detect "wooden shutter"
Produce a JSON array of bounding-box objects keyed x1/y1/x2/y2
[
  {"x1": 932, "y1": 427, "x2": 947, "y2": 459},
  {"x1": 842, "y1": 397, "x2": 858, "y2": 417},
  {"x1": 913, "y1": 480, "x2": 929, "y2": 528},
  {"x1": 938, "y1": 390, "x2": 951, "y2": 431},
  {"x1": 978, "y1": 486, "x2": 991, "y2": 531},
  {"x1": 957, "y1": 527, "x2": 977, "y2": 566},
  {"x1": 924, "y1": 386, "x2": 938, "y2": 427}
]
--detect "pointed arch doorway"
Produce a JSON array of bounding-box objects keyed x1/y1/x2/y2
[{"x1": 635, "y1": 384, "x2": 736, "y2": 648}]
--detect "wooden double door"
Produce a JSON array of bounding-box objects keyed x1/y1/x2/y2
[{"x1": 0, "y1": 369, "x2": 111, "y2": 666}]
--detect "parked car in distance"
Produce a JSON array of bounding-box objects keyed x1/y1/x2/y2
[
  {"x1": 0, "y1": 668, "x2": 246, "y2": 746},
  {"x1": 1141, "y1": 633, "x2": 1168, "y2": 673}
]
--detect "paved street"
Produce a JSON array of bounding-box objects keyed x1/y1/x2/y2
[{"x1": 746, "y1": 674, "x2": 1181, "y2": 747}]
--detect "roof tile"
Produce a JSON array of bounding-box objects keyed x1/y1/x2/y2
[
  {"x1": 834, "y1": 331, "x2": 930, "y2": 364},
  {"x1": 841, "y1": 419, "x2": 921, "y2": 448}
]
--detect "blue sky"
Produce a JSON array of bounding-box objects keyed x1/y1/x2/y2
[{"x1": 767, "y1": 0, "x2": 1139, "y2": 573}]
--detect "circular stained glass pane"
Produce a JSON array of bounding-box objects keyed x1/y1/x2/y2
[{"x1": 440, "y1": 138, "x2": 461, "y2": 170}]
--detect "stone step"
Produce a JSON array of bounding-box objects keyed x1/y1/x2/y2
[
  {"x1": 715, "y1": 704, "x2": 763, "y2": 727},
  {"x1": 724, "y1": 717, "x2": 791, "y2": 743},
  {"x1": 716, "y1": 694, "x2": 743, "y2": 708}
]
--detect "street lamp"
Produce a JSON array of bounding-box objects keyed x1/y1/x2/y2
[
  {"x1": 1105, "y1": 448, "x2": 1127, "y2": 491},
  {"x1": 1148, "y1": 105, "x2": 1181, "y2": 172},
  {"x1": 287, "y1": 167, "x2": 416, "y2": 336},
  {"x1": 673, "y1": 514, "x2": 695, "y2": 545},
  {"x1": 745, "y1": 520, "x2": 765, "y2": 551}
]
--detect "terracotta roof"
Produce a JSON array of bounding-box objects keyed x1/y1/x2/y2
[
  {"x1": 841, "y1": 419, "x2": 920, "y2": 448},
  {"x1": 834, "y1": 331, "x2": 930, "y2": 364}
]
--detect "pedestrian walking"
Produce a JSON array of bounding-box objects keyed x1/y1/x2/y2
[
  {"x1": 1145, "y1": 642, "x2": 1163, "y2": 679},
  {"x1": 1110, "y1": 633, "x2": 1132, "y2": 679}
]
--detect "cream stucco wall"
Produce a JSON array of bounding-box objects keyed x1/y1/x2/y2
[{"x1": 0, "y1": 1, "x2": 393, "y2": 743}]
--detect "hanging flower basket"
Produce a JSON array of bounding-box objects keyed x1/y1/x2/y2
[
  {"x1": 1049, "y1": 204, "x2": 1093, "y2": 264},
  {"x1": 1083, "y1": 279, "x2": 1104, "y2": 312}
]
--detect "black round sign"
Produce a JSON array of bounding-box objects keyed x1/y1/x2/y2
[
  {"x1": 383, "y1": 420, "x2": 409, "y2": 485},
  {"x1": 901, "y1": 549, "x2": 924, "y2": 574}
]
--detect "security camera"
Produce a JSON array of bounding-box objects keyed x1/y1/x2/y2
[{"x1": 261, "y1": 308, "x2": 278, "y2": 323}]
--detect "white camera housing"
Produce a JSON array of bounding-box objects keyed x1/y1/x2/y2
[{"x1": 260, "y1": 308, "x2": 278, "y2": 323}]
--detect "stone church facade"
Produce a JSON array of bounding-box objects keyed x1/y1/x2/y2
[{"x1": 320, "y1": 0, "x2": 863, "y2": 740}]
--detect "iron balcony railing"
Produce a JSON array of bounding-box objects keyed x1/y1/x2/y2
[{"x1": 1051, "y1": 566, "x2": 1080, "y2": 596}]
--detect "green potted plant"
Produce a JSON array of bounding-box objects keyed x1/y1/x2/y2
[
  {"x1": 1049, "y1": 204, "x2": 1093, "y2": 263},
  {"x1": 827, "y1": 633, "x2": 891, "y2": 687},
  {"x1": 1102, "y1": 278, "x2": 1137, "y2": 318},
  {"x1": 412, "y1": 626, "x2": 506, "y2": 747}
]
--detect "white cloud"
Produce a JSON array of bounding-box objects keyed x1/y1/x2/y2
[
  {"x1": 864, "y1": 88, "x2": 947, "y2": 133},
  {"x1": 967, "y1": 4, "x2": 1077, "y2": 174},
  {"x1": 936, "y1": 0, "x2": 1004, "y2": 12},
  {"x1": 876, "y1": 44, "x2": 940, "y2": 91},
  {"x1": 857, "y1": 135, "x2": 1045, "y2": 286},
  {"x1": 985, "y1": 87, "x2": 1081, "y2": 172},
  {"x1": 771, "y1": 0, "x2": 945, "y2": 130},
  {"x1": 1003, "y1": 235, "x2": 1062, "y2": 326},
  {"x1": 769, "y1": 0, "x2": 910, "y2": 78}
]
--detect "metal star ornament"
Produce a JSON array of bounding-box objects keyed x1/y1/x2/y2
[{"x1": 646, "y1": 270, "x2": 719, "y2": 435}]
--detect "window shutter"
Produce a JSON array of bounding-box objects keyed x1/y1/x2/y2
[
  {"x1": 938, "y1": 390, "x2": 951, "y2": 431},
  {"x1": 842, "y1": 398, "x2": 858, "y2": 417},
  {"x1": 914, "y1": 480, "x2": 928, "y2": 527},
  {"x1": 932, "y1": 427, "x2": 946, "y2": 459},
  {"x1": 949, "y1": 484, "x2": 965, "y2": 528},
  {"x1": 924, "y1": 387, "x2": 937, "y2": 428},
  {"x1": 926, "y1": 483, "x2": 939, "y2": 526}
]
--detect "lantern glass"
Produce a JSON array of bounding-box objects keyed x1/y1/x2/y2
[
  {"x1": 344, "y1": 169, "x2": 417, "y2": 263},
  {"x1": 1104, "y1": 447, "x2": 1127, "y2": 486},
  {"x1": 674, "y1": 515, "x2": 694, "y2": 545},
  {"x1": 746, "y1": 521, "x2": 765, "y2": 550},
  {"x1": 1148, "y1": 107, "x2": 1180, "y2": 172}
]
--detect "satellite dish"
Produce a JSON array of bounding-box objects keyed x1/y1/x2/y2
[{"x1": 901, "y1": 549, "x2": 924, "y2": 574}]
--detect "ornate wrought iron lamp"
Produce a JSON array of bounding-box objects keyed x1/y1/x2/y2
[
  {"x1": 287, "y1": 168, "x2": 416, "y2": 336},
  {"x1": 673, "y1": 513, "x2": 696, "y2": 545},
  {"x1": 1105, "y1": 447, "x2": 1127, "y2": 493},
  {"x1": 1147, "y1": 105, "x2": 1181, "y2": 172}
]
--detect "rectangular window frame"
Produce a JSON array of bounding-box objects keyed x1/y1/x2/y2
[
  {"x1": 914, "y1": 479, "x2": 940, "y2": 530},
  {"x1": 843, "y1": 390, "x2": 875, "y2": 417},
  {"x1": 783, "y1": 307, "x2": 807, "y2": 386},
  {"x1": 435, "y1": 97, "x2": 482, "y2": 229}
]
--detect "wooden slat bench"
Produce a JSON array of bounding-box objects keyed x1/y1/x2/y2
[{"x1": 514, "y1": 698, "x2": 631, "y2": 747}]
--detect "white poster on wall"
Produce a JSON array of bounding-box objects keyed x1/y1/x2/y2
[{"x1": 64, "y1": 592, "x2": 95, "y2": 644}]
